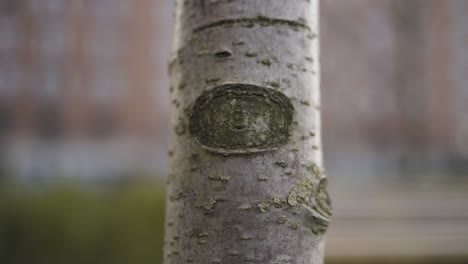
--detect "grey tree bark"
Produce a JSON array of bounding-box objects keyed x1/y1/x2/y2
[{"x1": 164, "y1": 0, "x2": 331, "y2": 263}]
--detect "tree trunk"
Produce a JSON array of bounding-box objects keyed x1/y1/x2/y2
[{"x1": 165, "y1": 1, "x2": 331, "y2": 263}]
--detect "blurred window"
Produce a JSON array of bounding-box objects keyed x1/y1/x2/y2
[
  {"x1": 69, "y1": 0, "x2": 84, "y2": 17},
  {"x1": 37, "y1": 18, "x2": 67, "y2": 56},
  {"x1": 89, "y1": 108, "x2": 117, "y2": 139},
  {"x1": 90, "y1": 62, "x2": 127, "y2": 105},
  {"x1": 0, "y1": 56, "x2": 18, "y2": 100},
  {"x1": 91, "y1": 0, "x2": 129, "y2": 18},
  {"x1": 85, "y1": 18, "x2": 123, "y2": 59},
  {"x1": 0, "y1": 0, "x2": 18, "y2": 15},
  {"x1": 29, "y1": 0, "x2": 66, "y2": 15},
  {"x1": 0, "y1": 19, "x2": 17, "y2": 52},
  {"x1": 0, "y1": 107, "x2": 13, "y2": 136},
  {"x1": 36, "y1": 106, "x2": 62, "y2": 140},
  {"x1": 36, "y1": 61, "x2": 63, "y2": 103}
]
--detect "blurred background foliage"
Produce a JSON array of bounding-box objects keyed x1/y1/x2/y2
[{"x1": 0, "y1": 181, "x2": 166, "y2": 264}]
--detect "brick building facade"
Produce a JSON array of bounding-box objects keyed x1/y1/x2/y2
[{"x1": 0, "y1": 0, "x2": 171, "y2": 179}]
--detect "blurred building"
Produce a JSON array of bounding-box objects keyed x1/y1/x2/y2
[
  {"x1": 0, "y1": 0, "x2": 172, "y2": 180},
  {"x1": 321, "y1": 0, "x2": 468, "y2": 181},
  {"x1": 0, "y1": 0, "x2": 467, "y2": 182},
  {"x1": 320, "y1": 1, "x2": 468, "y2": 258}
]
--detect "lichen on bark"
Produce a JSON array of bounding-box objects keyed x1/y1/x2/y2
[{"x1": 189, "y1": 83, "x2": 294, "y2": 154}]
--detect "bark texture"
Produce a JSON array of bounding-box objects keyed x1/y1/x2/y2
[{"x1": 165, "y1": 0, "x2": 331, "y2": 263}]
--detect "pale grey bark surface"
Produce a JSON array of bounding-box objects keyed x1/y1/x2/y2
[{"x1": 164, "y1": 0, "x2": 331, "y2": 263}]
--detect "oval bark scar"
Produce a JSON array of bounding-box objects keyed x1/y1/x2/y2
[{"x1": 189, "y1": 83, "x2": 294, "y2": 154}]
